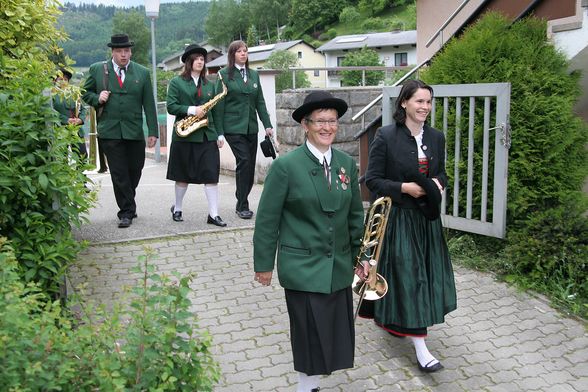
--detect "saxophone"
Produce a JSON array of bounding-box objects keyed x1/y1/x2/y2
[{"x1": 175, "y1": 73, "x2": 227, "y2": 137}]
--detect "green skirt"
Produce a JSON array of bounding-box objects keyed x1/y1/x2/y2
[{"x1": 372, "y1": 206, "x2": 457, "y2": 329}]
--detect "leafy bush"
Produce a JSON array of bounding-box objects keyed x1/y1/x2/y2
[
  {"x1": 0, "y1": 0, "x2": 93, "y2": 297},
  {"x1": 341, "y1": 46, "x2": 384, "y2": 86},
  {"x1": 318, "y1": 28, "x2": 337, "y2": 41},
  {"x1": 0, "y1": 238, "x2": 221, "y2": 390},
  {"x1": 339, "y1": 6, "x2": 361, "y2": 25},
  {"x1": 265, "y1": 50, "x2": 311, "y2": 92},
  {"x1": 423, "y1": 13, "x2": 588, "y2": 317},
  {"x1": 361, "y1": 17, "x2": 387, "y2": 31}
]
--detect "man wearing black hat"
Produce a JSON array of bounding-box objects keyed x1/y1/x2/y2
[
  {"x1": 82, "y1": 34, "x2": 159, "y2": 228},
  {"x1": 253, "y1": 91, "x2": 365, "y2": 391}
]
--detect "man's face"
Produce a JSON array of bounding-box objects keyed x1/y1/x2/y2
[{"x1": 112, "y1": 47, "x2": 132, "y2": 67}]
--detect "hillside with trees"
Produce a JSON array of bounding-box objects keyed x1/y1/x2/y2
[{"x1": 59, "y1": 0, "x2": 414, "y2": 67}]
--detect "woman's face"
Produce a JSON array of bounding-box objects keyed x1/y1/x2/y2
[
  {"x1": 303, "y1": 108, "x2": 339, "y2": 153},
  {"x1": 191, "y1": 54, "x2": 205, "y2": 74},
  {"x1": 234, "y1": 46, "x2": 248, "y2": 66},
  {"x1": 403, "y1": 87, "x2": 432, "y2": 124}
]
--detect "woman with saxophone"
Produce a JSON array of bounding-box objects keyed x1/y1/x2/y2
[
  {"x1": 362, "y1": 79, "x2": 457, "y2": 373},
  {"x1": 253, "y1": 91, "x2": 365, "y2": 392},
  {"x1": 166, "y1": 44, "x2": 226, "y2": 226}
]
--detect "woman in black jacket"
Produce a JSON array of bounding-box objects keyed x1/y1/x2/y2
[{"x1": 362, "y1": 79, "x2": 457, "y2": 373}]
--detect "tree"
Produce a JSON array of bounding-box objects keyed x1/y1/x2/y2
[
  {"x1": 247, "y1": 0, "x2": 292, "y2": 42},
  {"x1": 112, "y1": 10, "x2": 150, "y2": 66},
  {"x1": 289, "y1": 0, "x2": 347, "y2": 35},
  {"x1": 340, "y1": 47, "x2": 384, "y2": 86},
  {"x1": 265, "y1": 50, "x2": 311, "y2": 92},
  {"x1": 205, "y1": 0, "x2": 249, "y2": 47},
  {"x1": 358, "y1": 0, "x2": 390, "y2": 16}
]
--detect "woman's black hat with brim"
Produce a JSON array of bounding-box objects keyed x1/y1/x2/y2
[
  {"x1": 292, "y1": 91, "x2": 348, "y2": 123},
  {"x1": 181, "y1": 44, "x2": 208, "y2": 63}
]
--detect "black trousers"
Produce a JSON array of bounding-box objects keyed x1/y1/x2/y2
[
  {"x1": 97, "y1": 137, "x2": 108, "y2": 171},
  {"x1": 225, "y1": 133, "x2": 258, "y2": 211},
  {"x1": 99, "y1": 138, "x2": 145, "y2": 219}
]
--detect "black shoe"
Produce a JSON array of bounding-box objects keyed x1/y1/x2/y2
[
  {"x1": 133, "y1": 213, "x2": 138, "y2": 218},
  {"x1": 311, "y1": 388, "x2": 320, "y2": 392},
  {"x1": 235, "y1": 209, "x2": 253, "y2": 219},
  {"x1": 97, "y1": 168, "x2": 107, "y2": 173},
  {"x1": 417, "y1": 358, "x2": 443, "y2": 373},
  {"x1": 207, "y1": 215, "x2": 227, "y2": 227},
  {"x1": 118, "y1": 217, "x2": 132, "y2": 228},
  {"x1": 171, "y1": 206, "x2": 183, "y2": 222}
]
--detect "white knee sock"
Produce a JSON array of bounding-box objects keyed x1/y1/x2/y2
[
  {"x1": 410, "y1": 336, "x2": 438, "y2": 367},
  {"x1": 174, "y1": 184, "x2": 188, "y2": 212},
  {"x1": 204, "y1": 184, "x2": 219, "y2": 217},
  {"x1": 297, "y1": 372, "x2": 319, "y2": 392}
]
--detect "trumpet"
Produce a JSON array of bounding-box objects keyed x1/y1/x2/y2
[{"x1": 352, "y1": 196, "x2": 392, "y2": 319}]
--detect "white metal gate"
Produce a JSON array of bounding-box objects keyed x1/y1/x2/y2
[{"x1": 382, "y1": 83, "x2": 511, "y2": 238}]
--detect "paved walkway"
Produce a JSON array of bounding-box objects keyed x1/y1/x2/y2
[{"x1": 69, "y1": 159, "x2": 588, "y2": 391}]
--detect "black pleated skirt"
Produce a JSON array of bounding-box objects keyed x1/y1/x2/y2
[
  {"x1": 285, "y1": 287, "x2": 355, "y2": 376},
  {"x1": 166, "y1": 139, "x2": 219, "y2": 184}
]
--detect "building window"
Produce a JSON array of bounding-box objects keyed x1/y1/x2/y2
[
  {"x1": 314, "y1": 70, "x2": 320, "y2": 77},
  {"x1": 298, "y1": 51, "x2": 302, "y2": 59},
  {"x1": 395, "y1": 52, "x2": 408, "y2": 66},
  {"x1": 337, "y1": 56, "x2": 345, "y2": 66}
]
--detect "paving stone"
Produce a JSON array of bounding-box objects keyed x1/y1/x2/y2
[{"x1": 68, "y1": 227, "x2": 588, "y2": 391}]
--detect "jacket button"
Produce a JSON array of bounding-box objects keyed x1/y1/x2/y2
[{"x1": 327, "y1": 253, "x2": 332, "y2": 258}]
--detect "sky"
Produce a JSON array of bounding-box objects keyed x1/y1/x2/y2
[{"x1": 66, "y1": 0, "x2": 196, "y2": 7}]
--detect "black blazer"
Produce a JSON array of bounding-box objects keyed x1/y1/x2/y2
[{"x1": 365, "y1": 122, "x2": 448, "y2": 211}]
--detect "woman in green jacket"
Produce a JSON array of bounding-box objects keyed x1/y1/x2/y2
[
  {"x1": 253, "y1": 91, "x2": 365, "y2": 392},
  {"x1": 166, "y1": 44, "x2": 226, "y2": 227},
  {"x1": 214, "y1": 40, "x2": 274, "y2": 220}
]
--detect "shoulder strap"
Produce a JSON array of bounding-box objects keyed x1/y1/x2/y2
[
  {"x1": 101, "y1": 61, "x2": 109, "y2": 91},
  {"x1": 97, "y1": 61, "x2": 109, "y2": 118}
]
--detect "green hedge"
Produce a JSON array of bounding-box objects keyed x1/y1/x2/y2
[{"x1": 423, "y1": 13, "x2": 588, "y2": 317}]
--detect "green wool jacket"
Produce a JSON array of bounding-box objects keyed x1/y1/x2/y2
[
  {"x1": 214, "y1": 66, "x2": 272, "y2": 135},
  {"x1": 253, "y1": 144, "x2": 365, "y2": 294},
  {"x1": 82, "y1": 60, "x2": 158, "y2": 140},
  {"x1": 52, "y1": 94, "x2": 87, "y2": 137},
  {"x1": 166, "y1": 75, "x2": 219, "y2": 143}
]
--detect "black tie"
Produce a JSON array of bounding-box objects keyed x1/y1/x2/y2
[
  {"x1": 240, "y1": 68, "x2": 246, "y2": 81},
  {"x1": 323, "y1": 159, "x2": 330, "y2": 188}
]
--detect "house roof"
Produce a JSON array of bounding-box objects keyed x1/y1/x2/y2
[
  {"x1": 159, "y1": 42, "x2": 221, "y2": 65},
  {"x1": 316, "y1": 30, "x2": 417, "y2": 52},
  {"x1": 207, "y1": 40, "x2": 312, "y2": 68}
]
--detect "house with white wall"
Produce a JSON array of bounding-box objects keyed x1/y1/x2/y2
[
  {"x1": 207, "y1": 40, "x2": 326, "y2": 88},
  {"x1": 316, "y1": 30, "x2": 417, "y2": 87}
]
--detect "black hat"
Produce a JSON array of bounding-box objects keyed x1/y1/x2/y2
[
  {"x1": 260, "y1": 136, "x2": 277, "y2": 159},
  {"x1": 181, "y1": 44, "x2": 208, "y2": 63},
  {"x1": 292, "y1": 91, "x2": 348, "y2": 123},
  {"x1": 107, "y1": 34, "x2": 135, "y2": 48},
  {"x1": 411, "y1": 170, "x2": 441, "y2": 220},
  {"x1": 59, "y1": 68, "x2": 73, "y2": 80}
]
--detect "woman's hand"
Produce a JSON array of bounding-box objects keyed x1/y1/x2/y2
[
  {"x1": 401, "y1": 182, "x2": 426, "y2": 198},
  {"x1": 354, "y1": 260, "x2": 370, "y2": 281},
  {"x1": 254, "y1": 271, "x2": 273, "y2": 286}
]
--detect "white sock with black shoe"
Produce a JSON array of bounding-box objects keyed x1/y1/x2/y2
[
  {"x1": 410, "y1": 336, "x2": 439, "y2": 368},
  {"x1": 297, "y1": 372, "x2": 319, "y2": 392},
  {"x1": 204, "y1": 184, "x2": 219, "y2": 217},
  {"x1": 174, "y1": 183, "x2": 188, "y2": 212}
]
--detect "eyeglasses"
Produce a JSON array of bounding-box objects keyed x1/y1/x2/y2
[{"x1": 306, "y1": 118, "x2": 339, "y2": 127}]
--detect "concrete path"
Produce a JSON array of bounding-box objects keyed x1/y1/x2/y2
[{"x1": 70, "y1": 158, "x2": 588, "y2": 391}]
